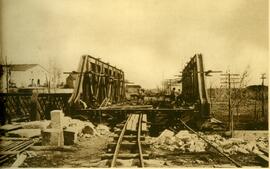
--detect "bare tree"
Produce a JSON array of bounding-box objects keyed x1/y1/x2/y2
[
  {"x1": 49, "y1": 59, "x2": 62, "y2": 89},
  {"x1": 231, "y1": 66, "x2": 251, "y2": 122}
]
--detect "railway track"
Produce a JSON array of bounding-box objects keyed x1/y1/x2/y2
[
  {"x1": 103, "y1": 113, "x2": 149, "y2": 167},
  {"x1": 0, "y1": 138, "x2": 38, "y2": 165},
  {"x1": 178, "y1": 119, "x2": 242, "y2": 167},
  {"x1": 102, "y1": 113, "x2": 268, "y2": 168},
  {"x1": 177, "y1": 119, "x2": 267, "y2": 168}
]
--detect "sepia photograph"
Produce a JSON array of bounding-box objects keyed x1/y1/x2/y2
[{"x1": 0, "y1": 0, "x2": 269, "y2": 168}]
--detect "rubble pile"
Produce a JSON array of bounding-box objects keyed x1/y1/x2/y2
[
  {"x1": 62, "y1": 117, "x2": 99, "y2": 137},
  {"x1": 152, "y1": 129, "x2": 269, "y2": 155},
  {"x1": 152, "y1": 129, "x2": 207, "y2": 152},
  {"x1": 62, "y1": 117, "x2": 111, "y2": 137},
  {"x1": 96, "y1": 124, "x2": 111, "y2": 136},
  {"x1": 1, "y1": 111, "x2": 112, "y2": 146},
  {"x1": 256, "y1": 136, "x2": 268, "y2": 149},
  {"x1": 204, "y1": 134, "x2": 268, "y2": 155}
]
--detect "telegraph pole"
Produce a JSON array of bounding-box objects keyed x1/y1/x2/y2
[
  {"x1": 204, "y1": 70, "x2": 223, "y2": 107},
  {"x1": 260, "y1": 73, "x2": 266, "y2": 119},
  {"x1": 221, "y1": 71, "x2": 240, "y2": 137},
  {"x1": 5, "y1": 55, "x2": 9, "y2": 93},
  {"x1": 209, "y1": 83, "x2": 213, "y2": 107}
]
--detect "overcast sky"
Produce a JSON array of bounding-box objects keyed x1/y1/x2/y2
[{"x1": 1, "y1": 0, "x2": 268, "y2": 88}]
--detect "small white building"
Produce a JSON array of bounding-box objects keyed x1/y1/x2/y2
[{"x1": 1, "y1": 64, "x2": 48, "y2": 92}]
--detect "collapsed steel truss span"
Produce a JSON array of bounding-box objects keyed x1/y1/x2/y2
[
  {"x1": 68, "y1": 55, "x2": 125, "y2": 108},
  {"x1": 181, "y1": 54, "x2": 211, "y2": 119}
]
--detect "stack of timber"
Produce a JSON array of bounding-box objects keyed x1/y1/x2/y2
[
  {"x1": 125, "y1": 114, "x2": 148, "y2": 134},
  {"x1": 0, "y1": 138, "x2": 38, "y2": 165}
]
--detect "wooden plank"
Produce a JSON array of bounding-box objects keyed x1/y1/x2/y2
[
  {"x1": 142, "y1": 122, "x2": 147, "y2": 132},
  {"x1": 0, "y1": 137, "x2": 29, "y2": 141},
  {"x1": 142, "y1": 114, "x2": 147, "y2": 123},
  {"x1": 130, "y1": 115, "x2": 137, "y2": 129},
  {"x1": 125, "y1": 115, "x2": 131, "y2": 130},
  {"x1": 0, "y1": 142, "x2": 23, "y2": 152},
  {"x1": 131, "y1": 114, "x2": 139, "y2": 131},
  {"x1": 11, "y1": 153, "x2": 27, "y2": 167},
  {"x1": 113, "y1": 135, "x2": 145, "y2": 141},
  {"x1": 129, "y1": 115, "x2": 135, "y2": 131},
  {"x1": 108, "y1": 141, "x2": 150, "y2": 146},
  {"x1": 257, "y1": 145, "x2": 269, "y2": 156},
  {"x1": 126, "y1": 115, "x2": 134, "y2": 131},
  {"x1": 141, "y1": 114, "x2": 148, "y2": 132},
  {"x1": 256, "y1": 153, "x2": 269, "y2": 162},
  {"x1": 0, "y1": 151, "x2": 21, "y2": 155}
]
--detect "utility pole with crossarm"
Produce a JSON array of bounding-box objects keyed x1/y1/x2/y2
[{"x1": 220, "y1": 71, "x2": 240, "y2": 137}]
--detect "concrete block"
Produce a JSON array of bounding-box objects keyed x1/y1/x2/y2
[
  {"x1": 64, "y1": 127, "x2": 78, "y2": 145},
  {"x1": 0, "y1": 123, "x2": 22, "y2": 133},
  {"x1": 42, "y1": 129, "x2": 64, "y2": 146},
  {"x1": 50, "y1": 110, "x2": 64, "y2": 129},
  {"x1": 7, "y1": 129, "x2": 41, "y2": 138},
  {"x1": 21, "y1": 120, "x2": 50, "y2": 130}
]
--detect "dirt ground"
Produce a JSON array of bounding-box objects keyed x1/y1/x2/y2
[
  {"x1": 20, "y1": 135, "x2": 112, "y2": 168},
  {"x1": 1, "y1": 134, "x2": 267, "y2": 168},
  {"x1": 148, "y1": 137, "x2": 266, "y2": 167},
  {"x1": 12, "y1": 134, "x2": 266, "y2": 168},
  {"x1": 1, "y1": 117, "x2": 268, "y2": 168}
]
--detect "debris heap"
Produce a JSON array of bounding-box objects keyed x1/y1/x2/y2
[
  {"x1": 1, "y1": 110, "x2": 112, "y2": 146},
  {"x1": 152, "y1": 130, "x2": 207, "y2": 152},
  {"x1": 152, "y1": 129, "x2": 269, "y2": 155}
]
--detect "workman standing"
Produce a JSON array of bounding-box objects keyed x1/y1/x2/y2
[{"x1": 170, "y1": 87, "x2": 176, "y2": 101}]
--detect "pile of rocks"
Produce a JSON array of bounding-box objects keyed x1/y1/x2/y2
[
  {"x1": 152, "y1": 130, "x2": 207, "y2": 152},
  {"x1": 3, "y1": 110, "x2": 112, "y2": 146},
  {"x1": 62, "y1": 117, "x2": 98, "y2": 137},
  {"x1": 204, "y1": 134, "x2": 268, "y2": 155},
  {"x1": 21, "y1": 120, "x2": 51, "y2": 130},
  {"x1": 44, "y1": 112, "x2": 112, "y2": 145},
  {"x1": 256, "y1": 136, "x2": 268, "y2": 149},
  {"x1": 62, "y1": 116, "x2": 111, "y2": 138},
  {"x1": 152, "y1": 129, "x2": 268, "y2": 155}
]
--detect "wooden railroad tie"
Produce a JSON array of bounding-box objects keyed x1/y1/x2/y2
[
  {"x1": 107, "y1": 142, "x2": 150, "y2": 153},
  {"x1": 101, "y1": 153, "x2": 149, "y2": 160}
]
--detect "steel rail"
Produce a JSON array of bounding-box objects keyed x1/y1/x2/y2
[
  {"x1": 0, "y1": 139, "x2": 35, "y2": 164},
  {"x1": 0, "y1": 141, "x2": 24, "y2": 152},
  {"x1": 0, "y1": 140, "x2": 33, "y2": 159},
  {"x1": 179, "y1": 119, "x2": 242, "y2": 168},
  {"x1": 137, "y1": 113, "x2": 144, "y2": 167},
  {"x1": 0, "y1": 141, "x2": 35, "y2": 164},
  {"x1": 110, "y1": 115, "x2": 131, "y2": 167}
]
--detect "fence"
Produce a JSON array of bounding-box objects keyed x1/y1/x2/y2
[{"x1": 0, "y1": 93, "x2": 71, "y2": 120}]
